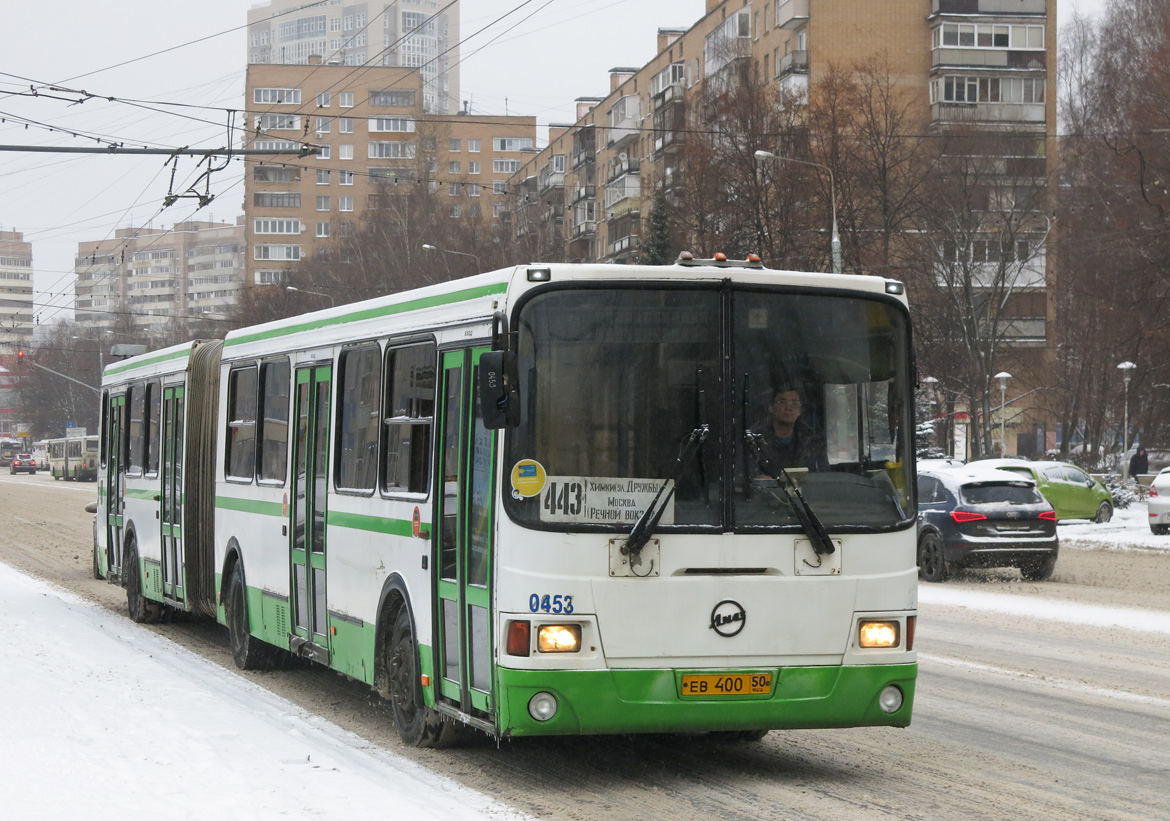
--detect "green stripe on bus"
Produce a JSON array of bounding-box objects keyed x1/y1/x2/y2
[
  {"x1": 214, "y1": 496, "x2": 285, "y2": 517},
  {"x1": 102, "y1": 347, "x2": 192, "y2": 377},
  {"x1": 327, "y1": 510, "x2": 414, "y2": 537},
  {"x1": 224, "y1": 282, "x2": 508, "y2": 348},
  {"x1": 125, "y1": 488, "x2": 158, "y2": 500}
]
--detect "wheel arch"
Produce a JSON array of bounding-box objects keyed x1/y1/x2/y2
[
  {"x1": 373, "y1": 573, "x2": 416, "y2": 697},
  {"x1": 220, "y1": 536, "x2": 245, "y2": 605}
]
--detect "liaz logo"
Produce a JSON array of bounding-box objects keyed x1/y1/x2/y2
[{"x1": 709, "y1": 600, "x2": 746, "y2": 637}]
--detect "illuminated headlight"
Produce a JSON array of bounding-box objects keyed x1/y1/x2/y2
[
  {"x1": 878, "y1": 685, "x2": 904, "y2": 714},
  {"x1": 858, "y1": 620, "x2": 900, "y2": 648},
  {"x1": 537, "y1": 624, "x2": 581, "y2": 653},
  {"x1": 528, "y1": 691, "x2": 558, "y2": 722}
]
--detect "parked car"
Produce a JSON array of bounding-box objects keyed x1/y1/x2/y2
[
  {"x1": 978, "y1": 458, "x2": 1115, "y2": 523},
  {"x1": 1147, "y1": 467, "x2": 1170, "y2": 535},
  {"x1": 917, "y1": 463, "x2": 1058, "y2": 582},
  {"x1": 9, "y1": 453, "x2": 37, "y2": 475}
]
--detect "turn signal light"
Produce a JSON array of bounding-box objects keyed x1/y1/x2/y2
[
  {"x1": 906, "y1": 615, "x2": 916, "y2": 651},
  {"x1": 951, "y1": 510, "x2": 988, "y2": 523},
  {"x1": 506, "y1": 620, "x2": 530, "y2": 656}
]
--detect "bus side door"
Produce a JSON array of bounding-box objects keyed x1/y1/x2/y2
[
  {"x1": 434, "y1": 347, "x2": 497, "y2": 719},
  {"x1": 160, "y1": 385, "x2": 185, "y2": 603},
  {"x1": 289, "y1": 363, "x2": 332, "y2": 664},
  {"x1": 105, "y1": 395, "x2": 127, "y2": 578}
]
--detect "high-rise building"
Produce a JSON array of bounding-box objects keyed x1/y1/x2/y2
[
  {"x1": 244, "y1": 60, "x2": 536, "y2": 287},
  {"x1": 74, "y1": 219, "x2": 245, "y2": 335},
  {"x1": 247, "y1": 0, "x2": 460, "y2": 116},
  {"x1": 0, "y1": 230, "x2": 34, "y2": 347}
]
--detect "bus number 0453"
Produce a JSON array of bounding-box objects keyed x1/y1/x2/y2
[{"x1": 529, "y1": 594, "x2": 574, "y2": 614}]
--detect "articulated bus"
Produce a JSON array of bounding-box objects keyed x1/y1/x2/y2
[
  {"x1": 48, "y1": 435, "x2": 99, "y2": 481},
  {"x1": 94, "y1": 257, "x2": 918, "y2": 745}
]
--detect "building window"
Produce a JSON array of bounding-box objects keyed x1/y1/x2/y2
[
  {"x1": 493, "y1": 181, "x2": 507, "y2": 195},
  {"x1": 369, "y1": 90, "x2": 415, "y2": 106},
  {"x1": 339, "y1": 117, "x2": 354, "y2": 133},
  {"x1": 493, "y1": 137, "x2": 534, "y2": 152},
  {"x1": 340, "y1": 145, "x2": 354, "y2": 160},
  {"x1": 370, "y1": 117, "x2": 415, "y2": 132},
  {"x1": 369, "y1": 141, "x2": 416, "y2": 159},
  {"x1": 339, "y1": 170, "x2": 354, "y2": 184},
  {"x1": 468, "y1": 139, "x2": 481, "y2": 152},
  {"x1": 317, "y1": 144, "x2": 331, "y2": 159},
  {"x1": 449, "y1": 161, "x2": 461, "y2": 174},
  {"x1": 316, "y1": 117, "x2": 332, "y2": 134},
  {"x1": 493, "y1": 159, "x2": 521, "y2": 174},
  {"x1": 468, "y1": 161, "x2": 481, "y2": 175},
  {"x1": 254, "y1": 218, "x2": 301, "y2": 235},
  {"x1": 340, "y1": 92, "x2": 354, "y2": 107},
  {"x1": 468, "y1": 183, "x2": 481, "y2": 197},
  {"x1": 317, "y1": 195, "x2": 330, "y2": 211},
  {"x1": 255, "y1": 113, "x2": 300, "y2": 131},
  {"x1": 317, "y1": 169, "x2": 331, "y2": 185},
  {"x1": 253, "y1": 87, "x2": 301, "y2": 104},
  {"x1": 340, "y1": 196, "x2": 354, "y2": 211},
  {"x1": 317, "y1": 222, "x2": 331, "y2": 237},
  {"x1": 449, "y1": 138, "x2": 461, "y2": 152}
]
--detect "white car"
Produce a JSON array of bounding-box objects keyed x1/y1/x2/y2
[{"x1": 1148, "y1": 467, "x2": 1170, "y2": 535}]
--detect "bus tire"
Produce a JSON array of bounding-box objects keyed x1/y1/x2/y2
[
  {"x1": 917, "y1": 531, "x2": 949, "y2": 583},
  {"x1": 124, "y1": 537, "x2": 161, "y2": 624},
  {"x1": 387, "y1": 608, "x2": 458, "y2": 748},
  {"x1": 225, "y1": 563, "x2": 279, "y2": 671}
]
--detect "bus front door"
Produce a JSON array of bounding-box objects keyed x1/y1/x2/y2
[
  {"x1": 434, "y1": 348, "x2": 496, "y2": 720},
  {"x1": 289, "y1": 364, "x2": 332, "y2": 664},
  {"x1": 159, "y1": 386, "x2": 185, "y2": 604},
  {"x1": 105, "y1": 395, "x2": 126, "y2": 579}
]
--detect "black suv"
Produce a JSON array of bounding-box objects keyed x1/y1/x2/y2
[{"x1": 917, "y1": 463, "x2": 1058, "y2": 582}]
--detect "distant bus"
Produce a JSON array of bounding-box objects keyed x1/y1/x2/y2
[
  {"x1": 0, "y1": 439, "x2": 19, "y2": 467},
  {"x1": 48, "y1": 435, "x2": 99, "y2": 481}
]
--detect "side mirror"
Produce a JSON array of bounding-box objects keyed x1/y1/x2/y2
[{"x1": 480, "y1": 350, "x2": 520, "y2": 429}]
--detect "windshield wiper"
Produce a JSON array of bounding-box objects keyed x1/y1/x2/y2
[
  {"x1": 623, "y1": 425, "x2": 709, "y2": 560},
  {"x1": 744, "y1": 432, "x2": 836, "y2": 557}
]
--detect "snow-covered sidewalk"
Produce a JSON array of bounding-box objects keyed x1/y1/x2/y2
[{"x1": 0, "y1": 561, "x2": 530, "y2": 821}]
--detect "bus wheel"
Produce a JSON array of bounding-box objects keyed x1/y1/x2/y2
[
  {"x1": 124, "y1": 537, "x2": 161, "y2": 624},
  {"x1": 225, "y1": 563, "x2": 278, "y2": 671},
  {"x1": 387, "y1": 609, "x2": 458, "y2": 748}
]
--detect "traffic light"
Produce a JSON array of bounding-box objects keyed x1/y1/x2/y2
[{"x1": 16, "y1": 350, "x2": 25, "y2": 369}]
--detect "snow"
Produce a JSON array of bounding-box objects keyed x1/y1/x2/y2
[
  {"x1": 3, "y1": 501, "x2": 1165, "y2": 818},
  {"x1": 0, "y1": 562, "x2": 532, "y2": 821}
]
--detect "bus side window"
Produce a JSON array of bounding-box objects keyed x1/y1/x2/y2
[
  {"x1": 258, "y1": 359, "x2": 291, "y2": 484},
  {"x1": 226, "y1": 366, "x2": 259, "y2": 482},
  {"x1": 336, "y1": 345, "x2": 382, "y2": 492},
  {"x1": 382, "y1": 342, "x2": 436, "y2": 495},
  {"x1": 145, "y1": 379, "x2": 161, "y2": 476},
  {"x1": 127, "y1": 383, "x2": 145, "y2": 476}
]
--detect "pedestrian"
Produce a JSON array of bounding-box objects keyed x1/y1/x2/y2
[{"x1": 1129, "y1": 446, "x2": 1149, "y2": 478}]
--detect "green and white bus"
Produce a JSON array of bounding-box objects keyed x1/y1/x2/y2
[
  {"x1": 47, "y1": 435, "x2": 99, "y2": 481},
  {"x1": 96, "y1": 257, "x2": 919, "y2": 745}
]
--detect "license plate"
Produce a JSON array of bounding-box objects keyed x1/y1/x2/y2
[{"x1": 680, "y1": 672, "x2": 773, "y2": 697}]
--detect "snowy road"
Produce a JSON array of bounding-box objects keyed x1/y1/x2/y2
[{"x1": 2, "y1": 472, "x2": 1169, "y2": 819}]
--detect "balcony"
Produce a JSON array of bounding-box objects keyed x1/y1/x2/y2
[
  {"x1": 775, "y1": 0, "x2": 809, "y2": 29},
  {"x1": 931, "y1": 101, "x2": 1045, "y2": 126},
  {"x1": 779, "y1": 50, "x2": 809, "y2": 76},
  {"x1": 572, "y1": 220, "x2": 597, "y2": 238},
  {"x1": 932, "y1": 49, "x2": 1046, "y2": 70},
  {"x1": 571, "y1": 185, "x2": 596, "y2": 204},
  {"x1": 604, "y1": 175, "x2": 641, "y2": 218},
  {"x1": 607, "y1": 158, "x2": 641, "y2": 184},
  {"x1": 539, "y1": 168, "x2": 564, "y2": 194},
  {"x1": 932, "y1": 0, "x2": 1045, "y2": 13}
]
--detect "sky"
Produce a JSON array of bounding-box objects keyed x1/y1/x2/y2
[
  {"x1": 2, "y1": 492, "x2": 1165, "y2": 818},
  {"x1": 1, "y1": 0, "x2": 1109, "y2": 330}
]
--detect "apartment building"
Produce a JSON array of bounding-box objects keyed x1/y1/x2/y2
[
  {"x1": 0, "y1": 230, "x2": 34, "y2": 348},
  {"x1": 508, "y1": 0, "x2": 1055, "y2": 454},
  {"x1": 247, "y1": 0, "x2": 460, "y2": 116},
  {"x1": 74, "y1": 219, "x2": 245, "y2": 335},
  {"x1": 244, "y1": 61, "x2": 536, "y2": 287}
]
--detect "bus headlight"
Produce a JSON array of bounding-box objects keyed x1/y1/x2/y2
[
  {"x1": 858, "y1": 620, "x2": 899, "y2": 648},
  {"x1": 537, "y1": 624, "x2": 581, "y2": 653}
]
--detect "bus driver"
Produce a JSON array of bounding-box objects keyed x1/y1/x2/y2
[{"x1": 751, "y1": 385, "x2": 830, "y2": 474}]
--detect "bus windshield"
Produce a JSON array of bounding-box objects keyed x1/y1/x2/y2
[{"x1": 503, "y1": 285, "x2": 914, "y2": 533}]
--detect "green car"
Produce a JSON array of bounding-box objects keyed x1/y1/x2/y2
[{"x1": 979, "y1": 459, "x2": 1115, "y2": 523}]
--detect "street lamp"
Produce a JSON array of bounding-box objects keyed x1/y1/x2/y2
[
  {"x1": 422, "y1": 243, "x2": 482, "y2": 270},
  {"x1": 754, "y1": 149, "x2": 841, "y2": 273},
  {"x1": 1118, "y1": 361, "x2": 1136, "y2": 473},
  {"x1": 286, "y1": 285, "x2": 335, "y2": 306},
  {"x1": 994, "y1": 371, "x2": 1011, "y2": 456}
]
